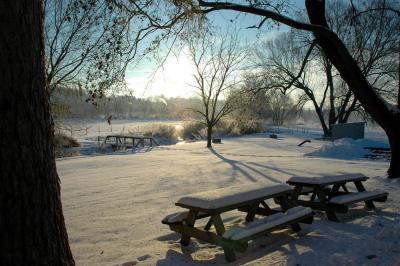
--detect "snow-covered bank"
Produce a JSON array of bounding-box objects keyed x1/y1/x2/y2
[
  {"x1": 58, "y1": 134, "x2": 399, "y2": 265},
  {"x1": 306, "y1": 138, "x2": 390, "y2": 160}
]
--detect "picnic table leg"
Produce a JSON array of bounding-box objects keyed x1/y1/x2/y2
[
  {"x1": 325, "y1": 209, "x2": 339, "y2": 222},
  {"x1": 245, "y1": 202, "x2": 259, "y2": 222},
  {"x1": 211, "y1": 214, "x2": 236, "y2": 262},
  {"x1": 329, "y1": 184, "x2": 342, "y2": 200},
  {"x1": 354, "y1": 181, "x2": 375, "y2": 209},
  {"x1": 289, "y1": 185, "x2": 307, "y2": 228},
  {"x1": 260, "y1": 201, "x2": 276, "y2": 214},
  {"x1": 180, "y1": 210, "x2": 198, "y2": 246},
  {"x1": 275, "y1": 195, "x2": 290, "y2": 211},
  {"x1": 314, "y1": 187, "x2": 339, "y2": 222},
  {"x1": 204, "y1": 218, "x2": 213, "y2": 231},
  {"x1": 260, "y1": 201, "x2": 269, "y2": 209},
  {"x1": 275, "y1": 194, "x2": 302, "y2": 232},
  {"x1": 291, "y1": 185, "x2": 303, "y2": 201},
  {"x1": 290, "y1": 222, "x2": 302, "y2": 232},
  {"x1": 310, "y1": 192, "x2": 317, "y2": 201},
  {"x1": 288, "y1": 185, "x2": 303, "y2": 211},
  {"x1": 285, "y1": 196, "x2": 301, "y2": 232}
]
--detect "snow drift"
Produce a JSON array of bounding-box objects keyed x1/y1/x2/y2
[{"x1": 305, "y1": 138, "x2": 389, "y2": 160}]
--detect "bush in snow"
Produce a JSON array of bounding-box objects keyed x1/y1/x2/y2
[
  {"x1": 214, "y1": 119, "x2": 264, "y2": 136},
  {"x1": 142, "y1": 124, "x2": 179, "y2": 145},
  {"x1": 54, "y1": 133, "x2": 80, "y2": 148},
  {"x1": 214, "y1": 120, "x2": 239, "y2": 137},
  {"x1": 180, "y1": 120, "x2": 265, "y2": 141},
  {"x1": 235, "y1": 120, "x2": 265, "y2": 135},
  {"x1": 181, "y1": 121, "x2": 205, "y2": 140},
  {"x1": 54, "y1": 133, "x2": 80, "y2": 157}
]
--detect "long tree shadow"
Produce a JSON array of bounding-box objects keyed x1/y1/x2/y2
[
  {"x1": 209, "y1": 147, "x2": 283, "y2": 183},
  {"x1": 248, "y1": 162, "x2": 305, "y2": 177},
  {"x1": 155, "y1": 231, "x2": 335, "y2": 266}
]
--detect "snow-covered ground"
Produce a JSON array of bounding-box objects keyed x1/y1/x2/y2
[{"x1": 58, "y1": 129, "x2": 400, "y2": 266}]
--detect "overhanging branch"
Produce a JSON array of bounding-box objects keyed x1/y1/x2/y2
[{"x1": 198, "y1": 1, "x2": 330, "y2": 34}]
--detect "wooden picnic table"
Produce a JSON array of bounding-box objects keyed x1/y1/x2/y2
[
  {"x1": 162, "y1": 183, "x2": 314, "y2": 262},
  {"x1": 286, "y1": 173, "x2": 388, "y2": 222}
]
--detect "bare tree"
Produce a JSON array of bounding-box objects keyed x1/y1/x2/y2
[
  {"x1": 253, "y1": 0, "x2": 399, "y2": 136},
  {"x1": 266, "y1": 90, "x2": 298, "y2": 126},
  {"x1": 227, "y1": 82, "x2": 269, "y2": 124},
  {"x1": 253, "y1": 31, "x2": 334, "y2": 134},
  {"x1": 45, "y1": 0, "x2": 194, "y2": 101},
  {"x1": 192, "y1": 0, "x2": 400, "y2": 178},
  {"x1": 187, "y1": 30, "x2": 245, "y2": 147},
  {"x1": 45, "y1": 0, "x2": 128, "y2": 95},
  {"x1": 231, "y1": 74, "x2": 298, "y2": 126}
]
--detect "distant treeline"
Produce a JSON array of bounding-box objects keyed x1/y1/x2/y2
[
  {"x1": 51, "y1": 87, "x2": 201, "y2": 120},
  {"x1": 51, "y1": 87, "x2": 324, "y2": 125}
]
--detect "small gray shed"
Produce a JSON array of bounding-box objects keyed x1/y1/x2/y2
[{"x1": 331, "y1": 122, "x2": 365, "y2": 140}]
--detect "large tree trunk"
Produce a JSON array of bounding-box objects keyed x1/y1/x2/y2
[
  {"x1": 305, "y1": 0, "x2": 400, "y2": 178},
  {"x1": 326, "y1": 61, "x2": 336, "y2": 131},
  {"x1": 387, "y1": 128, "x2": 400, "y2": 178},
  {"x1": 314, "y1": 106, "x2": 330, "y2": 137},
  {"x1": 207, "y1": 125, "x2": 213, "y2": 148},
  {"x1": 308, "y1": 93, "x2": 330, "y2": 137},
  {"x1": 0, "y1": 1, "x2": 75, "y2": 265}
]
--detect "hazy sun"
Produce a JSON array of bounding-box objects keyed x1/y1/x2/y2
[{"x1": 126, "y1": 46, "x2": 197, "y2": 98}]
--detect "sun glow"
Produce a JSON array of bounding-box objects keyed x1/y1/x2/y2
[{"x1": 126, "y1": 46, "x2": 197, "y2": 98}]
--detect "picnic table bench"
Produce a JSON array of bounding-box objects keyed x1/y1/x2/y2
[
  {"x1": 162, "y1": 183, "x2": 314, "y2": 262},
  {"x1": 286, "y1": 173, "x2": 388, "y2": 222}
]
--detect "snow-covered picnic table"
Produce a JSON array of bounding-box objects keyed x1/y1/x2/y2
[
  {"x1": 286, "y1": 173, "x2": 388, "y2": 222},
  {"x1": 176, "y1": 183, "x2": 291, "y2": 212},
  {"x1": 162, "y1": 183, "x2": 314, "y2": 262}
]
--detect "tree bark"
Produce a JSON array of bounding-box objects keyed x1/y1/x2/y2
[
  {"x1": 207, "y1": 125, "x2": 212, "y2": 148},
  {"x1": 0, "y1": 1, "x2": 75, "y2": 264},
  {"x1": 306, "y1": 91, "x2": 330, "y2": 137},
  {"x1": 386, "y1": 128, "x2": 400, "y2": 179},
  {"x1": 325, "y1": 60, "x2": 336, "y2": 131}
]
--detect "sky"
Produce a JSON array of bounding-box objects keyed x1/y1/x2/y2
[
  {"x1": 124, "y1": 2, "x2": 305, "y2": 99},
  {"x1": 125, "y1": 46, "x2": 197, "y2": 98}
]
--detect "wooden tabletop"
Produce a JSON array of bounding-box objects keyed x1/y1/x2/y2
[
  {"x1": 176, "y1": 183, "x2": 292, "y2": 213},
  {"x1": 286, "y1": 173, "x2": 368, "y2": 186}
]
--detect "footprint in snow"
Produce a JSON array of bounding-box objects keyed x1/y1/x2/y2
[
  {"x1": 137, "y1": 254, "x2": 151, "y2": 261},
  {"x1": 121, "y1": 261, "x2": 138, "y2": 266}
]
